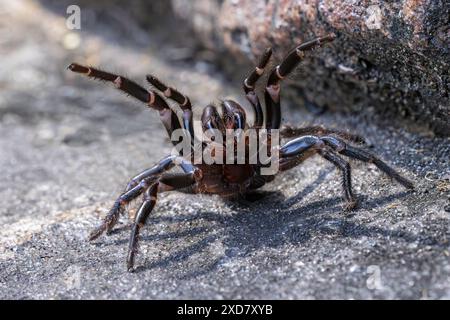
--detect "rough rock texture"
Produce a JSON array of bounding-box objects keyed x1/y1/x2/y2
[
  {"x1": 172, "y1": 0, "x2": 450, "y2": 136},
  {"x1": 0, "y1": 0, "x2": 449, "y2": 299}
]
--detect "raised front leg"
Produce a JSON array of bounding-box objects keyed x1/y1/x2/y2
[
  {"x1": 320, "y1": 150, "x2": 357, "y2": 210},
  {"x1": 264, "y1": 34, "x2": 336, "y2": 129},
  {"x1": 146, "y1": 75, "x2": 195, "y2": 142},
  {"x1": 243, "y1": 48, "x2": 272, "y2": 128},
  {"x1": 67, "y1": 64, "x2": 183, "y2": 145}
]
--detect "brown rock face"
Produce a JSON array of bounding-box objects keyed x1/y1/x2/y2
[{"x1": 172, "y1": 0, "x2": 449, "y2": 135}]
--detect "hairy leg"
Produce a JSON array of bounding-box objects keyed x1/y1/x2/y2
[
  {"x1": 127, "y1": 172, "x2": 199, "y2": 271},
  {"x1": 320, "y1": 136, "x2": 414, "y2": 189},
  {"x1": 146, "y1": 75, "x2": 195, "y2": 141},
  {"x1": 89, "y1": 155, "x2": 198, "y2": 240},
  {"x1": 67, "y1": 64, "x2": 183, "y2": 144},
  {"x1": 279, "y1": 134, "x2": 413, "y2": 209},
  {"x1": 320, "y1": 150, "x2": 357, "y2": 210}
]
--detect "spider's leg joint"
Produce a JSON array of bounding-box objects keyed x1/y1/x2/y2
[
  {"x1": 255, "y1": 66, "x2": 264, "y2": 75},
  {"x1": 295, "y1": 48, "x2": 306, "y2": 58},
  {"x1": 181, "y1": 97, "x2": 189, "y2": 108},
  {"x1": 244, "y1": 78, "x2": 253, "y2": 90},
  {"x1": 113, "y1": 76, "x2": 122, "y2": 88},
  {"x1": 147, "y1": 91, "x2": 155, "y2": 106},
  {"x1": 275, "y1": 66, "x2": 285, "y2": 80},
  {"x1": 321, "y1": 136, "x2": 346, "y2": 152},
  {"x1": 143, "y1": 194, "x2": 158, "y2": 202},
  {"x1": 163, "y1": 87, "x2": 172, "y2": 97}
]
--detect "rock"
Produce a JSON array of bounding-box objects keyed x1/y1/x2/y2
[{"x1": 171, "y1": 0, "x2": 450, "y2": 136}]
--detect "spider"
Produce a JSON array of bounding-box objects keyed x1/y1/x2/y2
[{"x1": 68, "y1": 34, "x2": 414, "y2": 271}]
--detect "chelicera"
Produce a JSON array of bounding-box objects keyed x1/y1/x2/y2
[{"x1": 68, "y1": 34, "x2": 413, "y2": 271}]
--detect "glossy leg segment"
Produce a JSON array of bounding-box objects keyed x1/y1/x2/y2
[
  {"x1": 127, "y1": 172, "x2": 197, "y2": 271},
  {"x1": 279, "y1": 135, "x2": 357, "y2": 210},
  {"x1": 280, "y1": 125, "x2": 365, "y2": 144},
  {"x1": 243, "y1": 48, "x2": 272, "y2": 128},
  {"x1": 127, "y1": 183, "x2": 158, "y2": 271},
  {"x1": 279, "y1": 135, "x2": 322, "y2": 158},
  {"x1": 67, "y1": 63, "x2": 183, "y2": 143},
  {"x1": 243, "y1": 48, "x2": 273, "y2": 93},
  {"x1": 89, "y1": 155, "x2": 198, "y2": 241},
  {"x1": 146, "y1": 75, "x2": 192, "y2": 110},
  {"x1": 321, "y1": 136, "x2": 414, "y2": 189},
  {"x1": 146, "y1": 75, "x2": 194, "y2": 140},
  {"x1": 68, "y1": 63, "x2": 167, "y2": 111},
  {"x1": 160, "y1": 108, "x2": 183, "y2": 145},
  {"x1": 124, "y1": 155, "x2": 197, "y2": 192},
  {"x1": 264, "y1": 34, "x2": 336, "y2": 129}
]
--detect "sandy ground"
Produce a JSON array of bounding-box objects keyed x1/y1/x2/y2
[{"x1": 0, "y1": 0, "x2": 449, "y2": 299}]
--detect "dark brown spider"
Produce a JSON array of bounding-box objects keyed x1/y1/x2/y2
[{"x1": 68, "y1": 34, "x2": 413, "y2": 271}]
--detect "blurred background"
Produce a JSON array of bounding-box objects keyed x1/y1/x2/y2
[{"x1": 0, "y1": 0, "x2": 449, "y2": 299}]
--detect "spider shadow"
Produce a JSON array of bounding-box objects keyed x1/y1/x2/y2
[
  {"x1": 124, "y1": 169, "x2": 423, "y2": 277},
  {"x1": 93, "y1": 226, "x2": 209, "y2": 248},
  {"x1": 96, "y1": 169, "x2": 331, "y2": 249},
  {"x1": 132, "y1": 191, "x2": 417, "y2": 277}
]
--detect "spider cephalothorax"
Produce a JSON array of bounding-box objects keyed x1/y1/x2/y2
[{"x1": 68, "y1": 34, "x2": 413, "y2": 271}]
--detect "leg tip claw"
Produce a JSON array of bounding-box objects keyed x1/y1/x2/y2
[
  {"x1": 327, "y1": 32, "x2": 337, "y2": 40},
  {"x1": 398, "y1": 177, "x2": 414, "y2": 190},
  {"x1": 88, "y1": 226, "x2": 106, "y2": 241},
  {"x1": 88, "y1": 233, "x2": 100, "y2": 242},
  {"x1": 127, "y1": 259, "x2": 136, "y2": 272},
  {"x1": 405, "y1": 181, "x2": 415, "y2": 190},
  {"x1": 344, "y1": 199, "x2": 358, "y2": 211}
]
